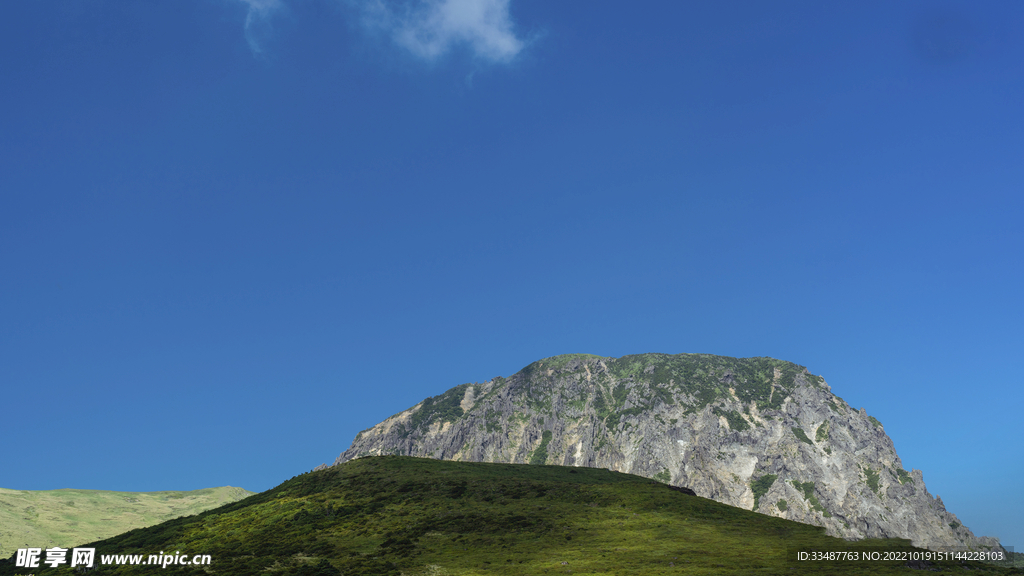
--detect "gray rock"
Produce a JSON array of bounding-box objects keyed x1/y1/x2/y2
[{"x1": 330, "y1": 353, "x2": 1001, "y2": 552}]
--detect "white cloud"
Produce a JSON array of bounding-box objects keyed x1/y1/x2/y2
[
  {"x1": 230, "y1": 0, "x2": 526, "y2": 63},
  {"x1": 237, "y1": 0, "x2": 284, "y2": 55},
  {"x1": 357, "y1": 0, "x2": 525, "y2": 63}
]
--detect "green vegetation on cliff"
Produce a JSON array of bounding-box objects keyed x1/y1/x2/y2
[
  {"x1": 533, "y1": 354, "x2": 605, "y2": 371},
  {"x1": 520, "y1": 353, "x2": 816, "y2": 415},
  {"x1": 815, "y1": 421, "x2": 830, "y2": 442},
  {"x1": 792, "y1": 427, "x2": 814, "y2": 446},
  {"x1": 529, "y1": 431, "x2": 553, "y2": 465},
  {"x1": 750, "y1": 474, "x2": 777, "y2": 511},
  {"x1": 863, "y1": 467, "x2": 881, "y2": 495},
  {"x1": 506, "y1": 353, "x2": 821, "y2": 433},
  {"x1": 604, "y1": 353, "x2": 808, "y2": 413},
  {"x1": 714, "y1": 407, "x2": 751, "y2": 431},
  {"x1": 407, "y1": 384, "x2": 469, "y2": 432},
  {"x1": 792, "y1": 480, "x2": 831, "y2": 517}
]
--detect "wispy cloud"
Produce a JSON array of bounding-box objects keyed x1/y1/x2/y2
[
  {"x1": 357, "y1": 0, "x2": 526, "y2": 63},
  {"x1": 237, "y1": 0, "x2": 284, "y2": 55},
  {"x1": 231, "y1": 0, "x2": 527, "y2": 63}
]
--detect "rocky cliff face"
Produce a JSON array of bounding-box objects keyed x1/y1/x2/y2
[{"x1": 332, "y1": 353, "x2": 999, "y2": 551}]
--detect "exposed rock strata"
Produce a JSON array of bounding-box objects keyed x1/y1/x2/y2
[{"x1": 333, "y1": 353, "x2": 1000, "y2": 551}]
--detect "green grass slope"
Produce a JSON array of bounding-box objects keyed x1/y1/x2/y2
[
  {"x1": 0, "y1": 486, "x2": 253, "y2": 558},
  {"x1": 1, "y1": 457, "x2": 1018, "y2": 575}
]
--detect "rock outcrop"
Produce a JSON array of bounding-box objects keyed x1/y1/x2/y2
[{"x1": 332, "y1": 353, "x2": 1000, "y2": 551}]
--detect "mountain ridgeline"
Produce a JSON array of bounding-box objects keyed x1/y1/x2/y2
[{"x1": 333, "y1": 353, "x2": 1000, "y2": 551}]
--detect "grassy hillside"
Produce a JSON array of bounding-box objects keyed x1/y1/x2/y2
[
  {"x1": 1, "y1": 457, "x2": 1018, "y2": 575},
  {"x1": 0, "y1": 486, "x2": 253, "y2": 558}
]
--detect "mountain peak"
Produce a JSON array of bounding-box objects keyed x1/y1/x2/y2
[{"x1": 333, "y1": 352, "x2": 999, "y2": 552}]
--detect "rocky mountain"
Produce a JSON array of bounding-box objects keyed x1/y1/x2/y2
[{"x1": 331, "y1": 353, "x2": 1000, "y2": 552}]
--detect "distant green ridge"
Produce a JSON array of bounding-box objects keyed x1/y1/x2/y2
[{"x1": 0, "y1": 486, "x2": 253, "y2": 558}]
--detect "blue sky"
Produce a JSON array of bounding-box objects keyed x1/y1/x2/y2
[{"x1": 2, "y1": 0, "x2": 1021, "y2": 549}]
